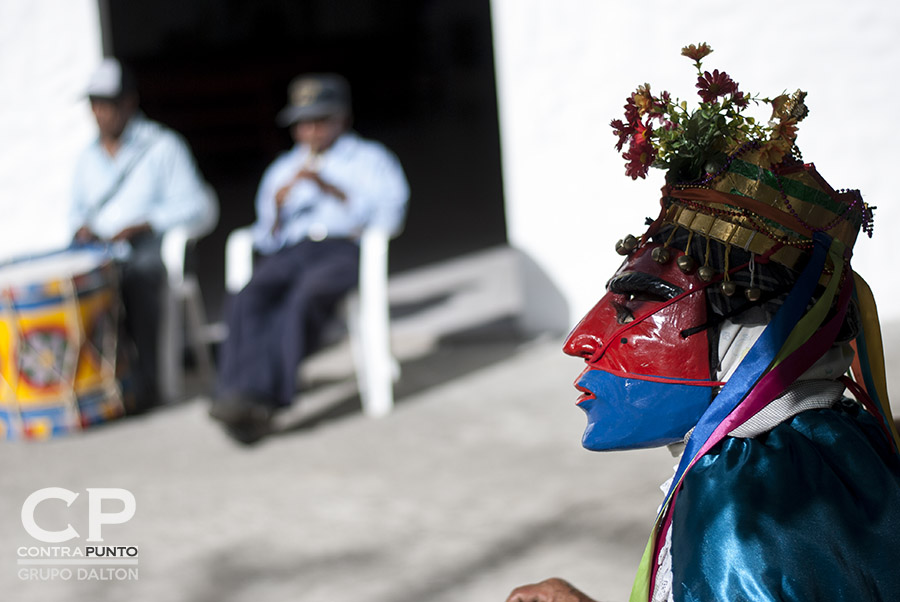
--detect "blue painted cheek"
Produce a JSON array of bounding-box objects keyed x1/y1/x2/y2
[{"x1": 577, "y1": 370, "x2": 713, "y2": 451}]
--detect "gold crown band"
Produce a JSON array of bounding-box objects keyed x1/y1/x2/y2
[{"x1": 655, "y1": 149, "x2": 867, "y2": 271}]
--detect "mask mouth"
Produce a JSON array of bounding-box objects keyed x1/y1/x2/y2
[{"x1": 573, "y1": 371, "x2": 596, "y2": 406}]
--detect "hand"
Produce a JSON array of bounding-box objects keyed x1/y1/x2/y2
[
  {"x1": 505, "y1": 578, "x2": 599, "y2": 602},
  {"x1": 296, "y1": 168, "x2": 347, "y2": 202},
  {"x1": 275, "y1": 169, "x2": 346, "y2": 208},
  {"x1": 74, "y1": 226, "x2": 99, "y2": 244},
  {"x1": 111, "y1": 223, "x2": 151, "y2": 242},
  {"x1": 274, "y1": 184, "x2": 292, "y2": 208}
]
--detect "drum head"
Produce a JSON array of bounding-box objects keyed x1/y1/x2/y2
[{"x1": 0, "y1": 249, "x2": 109, "y2": 290}]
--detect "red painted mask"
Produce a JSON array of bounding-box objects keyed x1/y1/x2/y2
[
  {"x1": 564, "y1": 244, "x2": 715, "y2": 383},
  {"x1": 563, "y1": 243, "x2": 722, "y2": 450}
]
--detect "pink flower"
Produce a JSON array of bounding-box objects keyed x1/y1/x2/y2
[
  {"x1": 610, "y1": 119, "x2": 632, "y2": 152},
  {"x1": 623, "y1": 97, "x2": 640, "y2": 125},
  {"x1": 696, "y1": 69, "x2": 737, "y2": 103},
  {"x1": 622, "y1": 123, "x2": 655, "y2": 180}
]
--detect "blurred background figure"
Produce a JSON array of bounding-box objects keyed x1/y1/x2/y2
[
  {"x1": 209, "y1": 73, "x2": 409, "y2": 444},
  {"x1": 70, "y1": 57, "x2": 215, "y2": 412}
]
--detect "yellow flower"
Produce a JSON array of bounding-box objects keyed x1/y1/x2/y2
[
  {"x1": 632, "y1": 84, "x2": 654, "y2": 115},
  {"x1": 770, "y1": 94, "x2": 791, "y2": 121},
  {"x1": 681, "y1": 43, "x2": 713, "y2": 62},
  {"x1": 771, "y1": 118, "x2": 798, "y2": 144},
  {"x1": 758, "y1": 138, "x2": 793, "y2": 168}
]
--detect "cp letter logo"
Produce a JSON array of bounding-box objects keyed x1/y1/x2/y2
[{"x1": 21, "y1": 487, "x2": 136, "y2": 543}]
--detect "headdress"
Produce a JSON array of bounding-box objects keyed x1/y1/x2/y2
[{"x1": 610, "y1": 44, "x2": 899, "y2": 602}]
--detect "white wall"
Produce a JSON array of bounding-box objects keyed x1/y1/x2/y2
[
  {"x1": 491, "y1": 0, "x2": 900, "y2": 329},
  {"x1": 0, "y1": 0, "x2": 102, "y2": 261}
]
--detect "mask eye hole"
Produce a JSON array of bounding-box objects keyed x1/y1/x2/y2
[
  {"x1": 611, "y1": 301, "x2": 634, "y2": 324},
  {"x1": 624, "y1": 291, "x2": 668, "y2": 302}
]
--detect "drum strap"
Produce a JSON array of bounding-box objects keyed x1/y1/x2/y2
[{"x1": 85, "y1": 137, "x2": 160, "y2": 223}]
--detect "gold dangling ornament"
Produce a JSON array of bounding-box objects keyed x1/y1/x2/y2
[
  {"x1": 745, "y1": 253, "x2": 762, "y2": 301},
  {"x1": 676, "y1": 230, "x2": 697, "y2": 274},
  {"x1": 653, "y1": 227, "x2": 677, "y2": 264},
  {"x1": 697, "y1": 234, "x2": 715, "y2": 282},
  {"x1": 719, "y1": 244, "x2": 736, "y2": 296}
]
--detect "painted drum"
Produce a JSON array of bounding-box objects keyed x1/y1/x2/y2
[{"x1": 0, "y1": 248, "x2": 127, "y2": 440}]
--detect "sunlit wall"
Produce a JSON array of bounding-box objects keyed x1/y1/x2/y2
[
  {"x1": 0, "y1": 0, "x2": 102, "y2": 261},
  {"x1": 491, "y1": 0, "x2": 900, "y2": 327}
]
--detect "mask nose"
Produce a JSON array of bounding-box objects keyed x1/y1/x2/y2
[
  {"x1": 563, "y1": 328, "x2": 603, "y2": 361},
  {"x1": 563, "y1": 293, "x2": 616, "y2": 361}
]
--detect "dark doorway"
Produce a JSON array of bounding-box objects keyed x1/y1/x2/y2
[{"x1": 103, "y1": 0, "x2": 507, "y2": 321}]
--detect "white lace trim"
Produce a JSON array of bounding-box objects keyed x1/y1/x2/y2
[
  {"x1": 651, "y1": 466, "x2": 678, "y2": 602},
  {"x1": 651, "y1": 520, "x2": 675, "y2": 602},
  {"x1": 727, "y1": 379, "x2": 844, "y2": 438}
]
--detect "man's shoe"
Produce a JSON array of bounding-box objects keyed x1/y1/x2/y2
[
  {"x1": 209, "y1": 395, "x2": 272, "y2": 426},
  {"x1": 223, "y1": 422, "x2": 270, "y2": 445},
  {"x1": 209, "y1": 395, "x2": 274, "y2": 445}
]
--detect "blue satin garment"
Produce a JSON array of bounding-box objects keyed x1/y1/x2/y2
[{"x1": 671, "y1": 401, "x2": 900, "y2": 601}]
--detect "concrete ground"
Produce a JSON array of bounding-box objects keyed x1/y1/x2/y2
[{"x1": 2, "y1": 245, "x2": 898, "y2": 602}]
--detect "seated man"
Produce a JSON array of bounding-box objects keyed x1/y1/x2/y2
[
  {"x1": 507, "y1": 44, "x2": 900, "y2": 602},
  {"x1": 210, "y1": 73, "x2": 409, "y2": 443},
  {"x1": 70, "y1": 58, "x2": 213, "y2": 411}
]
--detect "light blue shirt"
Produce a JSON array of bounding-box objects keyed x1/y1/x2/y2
[
  {"x1": 70, "y1": 113, "x2": 210, "y2": 240},
  {"x1": 251, "y1": 132, "x2": 409, "y2": 254}
]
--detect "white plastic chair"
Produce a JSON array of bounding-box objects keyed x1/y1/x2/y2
[
  {"x1": 159, "y1": 185, "x2": 220, "y2": 402},
  {"x1": 223, "y1": 226, "x2": 399, "y2": 417}
]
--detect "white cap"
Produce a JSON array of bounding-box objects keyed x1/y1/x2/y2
[{"x1": 85, "y1": 58, "x2": 135, "y2": 99}]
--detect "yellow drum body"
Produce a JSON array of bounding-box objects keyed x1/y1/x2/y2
[{"x1": 0, "y1": 250, "x2": 125, "y2": 440}]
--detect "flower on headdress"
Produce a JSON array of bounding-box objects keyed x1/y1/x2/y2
[
  {"x1": 770, "y1": 94, "x2": 791, "y2": 121},
  {"x1": 632, "y1": 84, "x2": 654, "y2": 115},
  {"x1": 622, "y1": 122, "x2": 655, "y2": 180},
  {"x1": 611, "y1": 43, "x2": 810, "y2": 181},
  {"x1": 772, "y1": 90, "x2": 809, "y2": 122},
  {"x1": 757, "y1": 140, "x2": 791, "y2": 168},
  {"x1": 770, "y1": 118, "x2": 799, "y2": 144},
  {"x1": 681, "y1": 43, "x2": 713, "y2": 62},
  {"x1": 696, "y1": 70, "x2": 738, "y2": 103},
  {"x1": 610, "y1": 119, "x2": 630, "y2": 152}
]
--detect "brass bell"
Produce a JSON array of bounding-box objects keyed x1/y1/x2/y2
[
  {"x1": 676, "y1": 255, "x2": 697, "y2": 274},
  {"x1": 623, "y1": 234, "x2": 638, "y2": 251},
  {"x1": 720, "y1": 281, "x2": 737, "y2": 296},
  {"x1": 615, "y1": 234, "x2": 638, "y2": 255},
  {"x1": 651, "y1": 246, "x2": 671, "y2": 264},
  {"x1": 697, "y1": 266, "x2": 715, "y2": 282},
  {"x1": 745, "y1": 287, "x2": 762, "y2": 302}
]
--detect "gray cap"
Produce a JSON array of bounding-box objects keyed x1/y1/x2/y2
[
  {"x1": 276, "y1": 73, "x2": 351, "y2": 126},
  {"x1": 85, "y1": 58, "x2": 137, "y2": 100}
]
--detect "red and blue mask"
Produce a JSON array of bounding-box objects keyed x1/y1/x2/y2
[{"x1": 563, "y1": 244, "x2": 723, "y2": 450}]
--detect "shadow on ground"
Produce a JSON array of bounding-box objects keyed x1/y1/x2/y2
[{"x1": 271, "y1": 317, "x2": 542, "y2": 437}]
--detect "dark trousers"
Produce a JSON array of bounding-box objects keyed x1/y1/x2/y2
[
  {"x1": 119, "y1": 233, "x2": 165, "y2": 408},
  {"x1": 216, "y1": 238, "x2": 360, "y2": 407}
]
